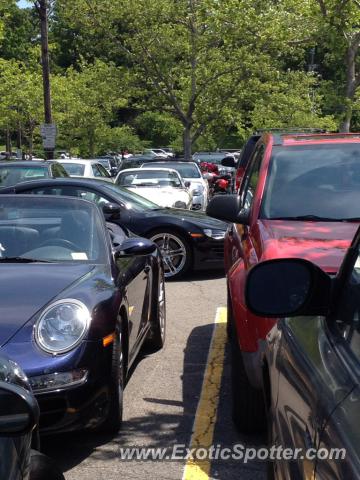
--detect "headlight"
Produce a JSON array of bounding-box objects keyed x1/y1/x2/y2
[
  {"x1": 192, "y1": 189, "x2": 202, "y2": 196},
  {"x1": 203, "y1": 229, "x2": 226, "y2": 240},
  {"x1": 35, "y1": 299, "x2": 90, "y2": 354}
]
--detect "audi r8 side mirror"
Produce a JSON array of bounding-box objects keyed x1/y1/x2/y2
[
  {"x1": 0, "y1": 381, "x2": 39, "y2": 436},
  {"x1": 206, "y1": 194, "x2": 245, "y2": 223},
  {"x1": 184, "y1": 181, "x2": 191, "y2": 188},
  {"x1": 103, "y1": 203, "x2": 121, "y2": 220},
  {"x1": 221, "y1": 157, "x2": 235, "y2": 168},
  {"x1": 114, "y1": 237, "x2": 157, "y2": 258},
  {"x1": 245, "y1": 258, "x2": 332, "y2": 318}
]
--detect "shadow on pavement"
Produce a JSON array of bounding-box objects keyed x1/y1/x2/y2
[
  {"x1": 171, "y1": 268, "x2": 225, "y2": 282},
  {"x1": 42, "y1": 322, "x2": 266, "y2": 478}
]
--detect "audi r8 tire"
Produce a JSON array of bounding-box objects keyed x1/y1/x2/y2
[
  {"x1": 146, "y1": 269, "x2": 166, "y2": 351},
  {"x1": 230, "y1": 325, "x2": 266, "y2": 434},
  {"x1": 149, "y1": 230, "x2": 192, "y2": 279},
  {"x1": 99, "y1": 325, "x2": 124, "y2": 433}
]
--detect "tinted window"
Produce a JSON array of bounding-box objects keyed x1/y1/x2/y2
[
  {"x1": 261, "y1": 144, "x2": 360, "y2": 220},
  {"x1": 51, "y1": 163, "x2": 69, "y2": 177},
  {"x1": 0, "y1": 166, "x2": 48, "y2": 187},
  {"x1": 96, "y1": 164, "x2": 110, "y2": 177},
  {"x1": 0, "y1": 196, "x2": 106, "y2": 263},
  {"x1": 92, "y1": 165, "x2": 103, "y2": 177},
  {"x1": 240, "y1": 145, "x2": 264, "y2": 211},
  {"x1": 60, "y1": 163, "x2": 85, "y2": 176}
]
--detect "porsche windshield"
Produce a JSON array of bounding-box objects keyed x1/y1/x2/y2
[
  {"x1": 0, "y1": 196, "x2": 107, "y2": 263},
  {"x1": 261, "y1": 144, "x2": 360, "y2": 221}
]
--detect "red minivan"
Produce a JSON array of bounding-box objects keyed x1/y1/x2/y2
[{"x1": 207, "y1": 132, "x2": 360, "y2": 433}]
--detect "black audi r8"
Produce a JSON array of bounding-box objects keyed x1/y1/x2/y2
[
  {"x1": 0, "y1": 195, "x2": 165, "y2": 435},
  {"x1": 0, "y1": 178, "x2": 228, "y2": 278}
]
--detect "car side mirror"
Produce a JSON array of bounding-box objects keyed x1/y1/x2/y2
[
  {"x1": 0, "y1": 381, "x2": 39, "y2": 436},
  {"x1": 184, "y1": 181, "x2": 191, "y2": 188},
  {"x1": 221, "y1": 157, "x2": 235, "y2": 168},
  {"x1": 245, "y1": 258, "x2": 332, "y2": 318},
  {"x1": 103, "y1": 203, "x2": 121, "y2": 220},
  {"x1": 206, "y1": 194, "x2": 249, "y2": 224},
  {"x1": 114, "y1": 237, "x2": 157, "y2": 258}
]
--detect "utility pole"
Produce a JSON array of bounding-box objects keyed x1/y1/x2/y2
[{"x1": 35, "y1": 0, "x2": 55, "y2": 159}]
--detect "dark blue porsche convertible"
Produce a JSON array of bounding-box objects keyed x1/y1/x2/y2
[{"x1": 0, "y1": 195, "x2": 165, "y2": 435}]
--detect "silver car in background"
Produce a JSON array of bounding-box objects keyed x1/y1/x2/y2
[{"x1": 141, "y1": 161, "x2": 209, "y2": 211}]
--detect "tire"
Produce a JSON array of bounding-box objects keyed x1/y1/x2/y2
[
  {"x1": 230, "y1": 325, "x2": 266, "y2": 434},
  {"x1": 98, "y1": 324, "x2": 124, "y2": 433},
  {"x1": 29, "y1": 450, "x2": 65, "y2": 480},
  {"x1": 146, "y1": 268, "x2": 166, "y2": 351},
  {"x1": 149, "y1": 230, "x2": 192, "y2": 279}
]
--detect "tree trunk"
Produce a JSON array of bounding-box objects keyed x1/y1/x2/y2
[
  {"x1": 89, "y1": 130, "x2": 95, "y2": 157},
  {"x1": 183, "y1": 124, "x2": 192, "y2": 161},
  {"x1": 29, "y1": 127, "x2": 34, "y2": 160},
  {"x1": 339, "y1": 39, "x2": 360, "y2": 132}
]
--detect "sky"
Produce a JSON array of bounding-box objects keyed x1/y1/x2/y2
[{"x1": 17, "y1": 0, "x2": 30, "y2": 8}]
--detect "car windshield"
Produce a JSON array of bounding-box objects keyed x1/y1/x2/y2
[
  {"x1": 261, "y1": 144, "x2": 360, "y2": 220},
  {"x1": 97, "y1": 159, "x2": 111, "y2": 168},
  {"x1": 0, "y1": 166, "x2": 49, "y2": 187},
  {"x1": 0, "y1": 196, "x2": 107, "y2": 263},
  {"x1": 101, "y1": 183, "x2": 160, "y2": 211},
  {"x1": 60, "y1": 163, "x2": 85, "y2": 176},
  {"x1": 147, "y1": 163, "x2": 201, "y2": 178},
  {"x1": 117, "y1": 170, "x2": 182, "y2": 187}
]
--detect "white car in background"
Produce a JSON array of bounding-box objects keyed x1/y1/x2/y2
[
  {"x1": 115, "y1": 167, "x2": 193, "y2": 209},
  {"x1": 141, "y1": 161, "x2": 209, "y2": 211},
  {"x1": 58, "y1": 159, "x2": 113, "y2": 182}
]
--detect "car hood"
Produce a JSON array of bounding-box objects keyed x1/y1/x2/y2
[
  {"x1": 0, "y1": 264, "x2": 95, "y2": 346},
  {"x1": 149, "y1": 208, "x2": 228, "y2": 229},
  {"x1": 259, "y1": 220, "x2": 359, "y2": 273},
  {"x1": 127, "y1": 187, "x2": 190, "y2": 206}
]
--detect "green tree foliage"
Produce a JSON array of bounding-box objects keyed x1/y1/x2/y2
[{"x1": 0, "y1": 0, "x2": 354, "y2": 156}]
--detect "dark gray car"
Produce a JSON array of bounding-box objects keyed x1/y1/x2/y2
[
  {"x1": 0, "y1": 355, "x2": 64, "y2": 479},
  {"x1": 245, "y1": 227, "x2": 360, "y2": 479}
]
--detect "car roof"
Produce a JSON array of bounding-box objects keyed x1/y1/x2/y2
[
  {"x1": 142, "y1": 161, "x2": 198, "y2": 166},
  {"x1": 270, "y1": 132, "x2": 360, "y2": 146},
  {"x1": 119, "y1": 167, "x2": 180, "y2": 174},
  {"x1": 0, "y1": 160, "x2": 54, "y2": 167},
  {"x1": 1, "y1": 177, "x2": 111, "y2": 191},
  {"x1": 58, "y1": 159, "x2": 99, "y2": 165},
  {"x1": 0, "y1": 193, "x2": 97, "y2": 208}
]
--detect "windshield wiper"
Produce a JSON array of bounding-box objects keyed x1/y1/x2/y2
[
  {"x1": 0, "y1": 257, "x2": 51, "y2": 263},
  {"x1": 270, "y1": 215, "x2": 346, "y2": 222}
]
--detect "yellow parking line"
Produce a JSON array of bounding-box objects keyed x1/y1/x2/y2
[{"x1": 182, "y1": 307, "x2": 227, "y2": 480}]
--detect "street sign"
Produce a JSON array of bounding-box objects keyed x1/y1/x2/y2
[{"x1": 40, "y1": 123, "x2": 57, "y2": 149}]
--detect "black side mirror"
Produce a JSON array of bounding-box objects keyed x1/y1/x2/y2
[
  {"x1": 221, "y1": 157, "x2": 235, "y2": 168},
  {"x1": 245, "y1": 258, "x2": 332, "y2": 318},
  {"x1": 206, "y1": 194, "x2": 249, "y2": 224},
  {"x1": 103, "y1": 203, "x2": 121, "y2": 220},
  {"x1": 184, "y1": 181, "x2": 191, "y2": 188},
  {"x1": 114, "y1": 237, "x2": 157, "y2": 258},
  {"x1": 0, "y1": 381, "x2": 39, "y2": 436}
]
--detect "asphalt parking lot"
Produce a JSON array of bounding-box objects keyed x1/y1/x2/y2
[{"x1": 43, "y1": 270, "x2": 268, "y2": 480}]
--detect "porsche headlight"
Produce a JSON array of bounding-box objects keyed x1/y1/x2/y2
[
  {"x1": 203, "y1": 229, "x2": 226, "y2": 240},
  {"x1": 35, "y1": 300, "x2": 90, "y2": 354}
]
